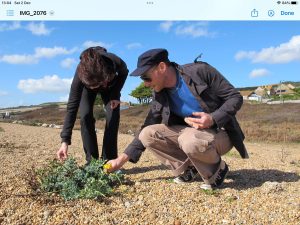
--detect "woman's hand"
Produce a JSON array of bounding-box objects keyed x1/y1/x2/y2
[
  {"x1": 57, "y1": 142, "x2": 68, "y2": 161},
  {"x1": 109, "y1": 100, "x2": 120, "y2": 109}
]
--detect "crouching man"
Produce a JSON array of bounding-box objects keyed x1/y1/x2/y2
[{"x1": 107, "y1": 48, "x2": 248, "y2": 190}]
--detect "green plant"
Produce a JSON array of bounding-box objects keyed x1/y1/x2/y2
[
  {"x1": 201, "y1": 189, "x2": 220, "y2": 196},
  {"x1": 35, "y1": 158, "x2": 124, "y2": 200},
  {"x1": 225, "y1": 151, "x2": 240, "y2": 158},
  {"x1": 225, "y1": 195, "x2": 238, "y2": 203}
]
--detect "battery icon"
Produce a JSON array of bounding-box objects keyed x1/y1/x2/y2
[{"x1": 291, "y1": 1, "x2": 298, "y2": 4}]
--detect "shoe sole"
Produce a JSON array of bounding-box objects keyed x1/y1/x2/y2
[
  {"x1": 200, "y1": 167, "x2": 229, "y2": 190},
  {"x1": 173, "y1": 172, "x2": 201, "y2": 184}
]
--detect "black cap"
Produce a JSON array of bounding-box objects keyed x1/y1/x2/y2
[{"x1": 130, "y1": 48, "x2": 169, "y2": 76}]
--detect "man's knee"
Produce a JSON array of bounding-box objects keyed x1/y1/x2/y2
[
  {"x1": 139, "y1": 126, "x2": 155, "y2": 147},
  {"x1": 178, "y1": 131, "x2": 212, "y2": 154},
  {"x1": 139, "y1": 124, "x2": 166, "y2": 147}
]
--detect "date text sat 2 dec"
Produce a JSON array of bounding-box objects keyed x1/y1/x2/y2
[{"x1": 15, "y1": 1, "x2": 31, "y2": 5}]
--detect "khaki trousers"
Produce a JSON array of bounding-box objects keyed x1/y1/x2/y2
[{"x1": 139, "y1": 124, "x2": 233, "y2": 180}]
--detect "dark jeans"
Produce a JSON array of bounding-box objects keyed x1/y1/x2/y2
[{"x1": 79, "y1": 87, "x2": 120, "y2": 163}]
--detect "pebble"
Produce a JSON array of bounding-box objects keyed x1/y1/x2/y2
[
  {"x1": 124, "y1": 201, "x2": 131, "y2": 208},
  {"x1": 174, "y1": 219, "x2": 181, "y2": 225},
  {"x1": 262, "y1": 181, "x2": 283, "y2": 193},
  {"x1": 0, "y1": 210, "x2": 6, "y2": 217},
  {"x1": 149, "y1": 213, "x2": 156, "y2": 220},
  {"x1": 43, "y1": 210, "x2": 54, "y2": 220}
]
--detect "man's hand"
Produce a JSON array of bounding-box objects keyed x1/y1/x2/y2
[
  {"x1": 106, "y1": 153, "x2": 129, "y2": 172},
  {"x1": 184, "y1": 112, "x2": 215, "y2": 129},
  {"x1": 110, "y1": 100, "x2": 120, "y2": 109},
  {"x1": 57, "y1": 142, "x2": 68, "y2": 161}
]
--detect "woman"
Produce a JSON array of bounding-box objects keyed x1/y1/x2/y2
[{"x1": 57, "y1": 46, "x2": 128, "y2": 163}]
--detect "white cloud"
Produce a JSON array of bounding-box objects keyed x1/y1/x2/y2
[
  {"x1": 82, "y1": 41, "x2": 114, "y2": 49},
  {"x1": 0, "y1": 90, "x2": 8, "y2": 96},
  {"x1": 61, "y1": 58, "x2": 77, "y2": 69},
  {"x1": 235, "y1": 35, "x2": 300, "y2": 64},
  {"x1": 0, "y1": 54, "x2": 38, "y2": 64},
  {"x1": 0, "y1": 22, "x2": 52, "y2": 36},
  {"x1": 126, "y1": 42, "x2": 142, "y2": 50},
  {"x1": 158, "y1": 22, "x2": 214, "y2": 38},
  {"x1": 0, "y1": 21, "x2": 21, "y2": 31},
  {"x1": 175, "y1": 22, "x2": 213, "y2": 38},
  {"x1": 25, "y1": 22, "x2": 52, "y2": 36},
  {"x1": 159, "y1": 21, "x2": 174, "y2": 32},
  {"x1": 0, "y1": 46, "x2": 77, "y2": 65},
  {"x1": 235, "y1": 51, "x2": 256, "y2": 61},
  {"x1": 249, "y1": 68, "x2": 270, "y2": 78},
  {"x1": 17, "y1": 75, "x2": 73, "y2": 94},
  {"x1": 34, "y1": 46, "x2": 77, "y2": 58}
]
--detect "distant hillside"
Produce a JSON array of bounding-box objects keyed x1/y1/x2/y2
[
  {"x1": 1, "y1": 102, "x2": 298, "y2": 143},
  {"x1": 237, "y1": 81, "x2": 300, "y2": 91}
]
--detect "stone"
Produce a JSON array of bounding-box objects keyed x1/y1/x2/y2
[
  {"x1": 124, "y1": 201, "x2": 131, "y2": 208},
  {"x1": 43, "y1": 210, "x2": 54, "y2": 220}
]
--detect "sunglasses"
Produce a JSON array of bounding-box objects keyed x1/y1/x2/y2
[
  {"x1": 140, "y1": 65, "x2": 158, "y2": 82},
  {"x1": 140, "y1": 74, "x2": 152, "y2": 82}
]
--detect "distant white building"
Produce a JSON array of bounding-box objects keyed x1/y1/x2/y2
[
  {"x1": 239, "y1": 90, "x2": 263, "y2": 102},
  {"x1": 2, "y1": 111, "x2": 10, "y2": 119},
  {"x1": 248, "y1": 93, "x2": 262, "y2": 102},
  {"x1": 275, "y1": 83, "x2": 295, "y2": 95}
]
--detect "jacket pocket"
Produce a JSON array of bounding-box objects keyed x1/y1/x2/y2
[{"x1": 151, "y1": 101, "x2": 162, "y2": 112}]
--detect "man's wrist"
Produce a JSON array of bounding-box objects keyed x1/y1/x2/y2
[
  {"x1": 209, "y1": 114, "x2": 216, "y2": 127},
  {"x1": 119, "y1": 153, "x2": 129, "y2": 163}
]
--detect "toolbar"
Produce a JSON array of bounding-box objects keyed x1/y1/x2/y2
[{"x1": 1, "y1": 0, "x2": 299, "y2": 20}]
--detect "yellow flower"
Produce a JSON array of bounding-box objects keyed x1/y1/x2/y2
[
  {"x1": 103, "y1": 163, "x2": 112, "y2": 170},
  {"x1": 103, "y1": 163, "x2": 112, "y2": 173}
]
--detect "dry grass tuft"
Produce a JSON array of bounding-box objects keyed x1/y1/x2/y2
[{"x1": 237, "y1": 103, "x2": 300, "y2": 143}]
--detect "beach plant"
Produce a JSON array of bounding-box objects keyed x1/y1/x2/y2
[
  {"x1": 35, "y1": 158, "x2": 124, "y2": 200},
  {"x1": 201, "y1": 188, "x2": 220, "y2": 196}
]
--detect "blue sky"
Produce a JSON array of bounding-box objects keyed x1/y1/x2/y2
[{"x1": 0, "y1": 21, "x2": 299, "y2": 108}]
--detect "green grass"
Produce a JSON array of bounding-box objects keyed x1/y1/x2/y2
[
  {"x1": 225, "y1": 195, "x2": 238, "y2": 203},
  {"x1": 225, "y1": 151, "x2": 240, "y2": 158},
  {"x1": 0, "y1": 126, "x2": 4, "y2": 132},
  {"x1": 165, "y1": 178, "x2": 175, "y2": 183},
  {"x1": 201, "y1": 189, "x2": 220, "y2": 196}
]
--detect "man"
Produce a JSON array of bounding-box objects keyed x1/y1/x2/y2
[
  {"x1": 108, "y1": 48, "x2": 248, "y2": 190},
  {"x1": 57, "y1": 46, "x2": 128, "y2": 163}
]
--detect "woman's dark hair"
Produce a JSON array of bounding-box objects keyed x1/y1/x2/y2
[{"x1": 77, "y1": 47, "x2": 115, "y2": 89}]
